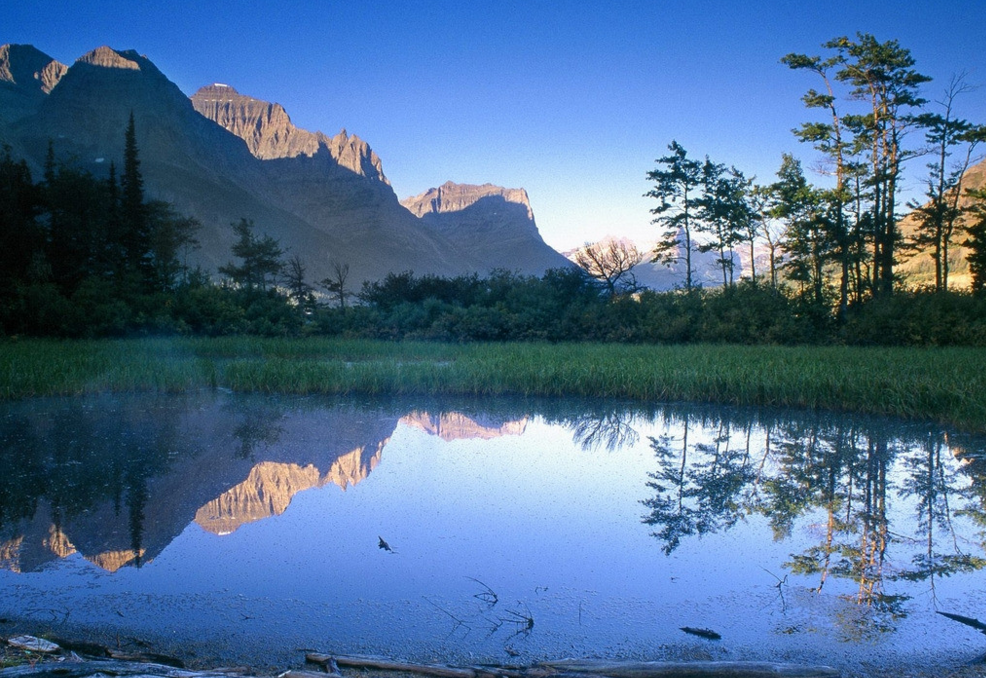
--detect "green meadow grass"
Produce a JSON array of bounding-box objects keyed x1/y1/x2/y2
[{"x1": 1, "y1": 337, "x2": 984, "y2": 431}]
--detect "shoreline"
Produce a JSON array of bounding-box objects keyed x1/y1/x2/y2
[{"x1": 2, "y1": 338, "x2": 985, "y2": 432}]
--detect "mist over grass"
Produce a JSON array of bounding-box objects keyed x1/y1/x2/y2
[{"x1": 2, "y1": 337, "x2": 984, "y2": 432}]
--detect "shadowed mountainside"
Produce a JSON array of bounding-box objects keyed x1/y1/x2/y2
[{"x1": 0, "y1": 44, "x2": 568, "y2": 285}]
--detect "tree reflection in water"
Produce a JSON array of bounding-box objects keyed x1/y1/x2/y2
[
  {"x1": 566, "y1": 405, "x2": 640, "y2": 452},
  {"x1": 641, "y1": 410, "x2": 986, "y2": 638}
]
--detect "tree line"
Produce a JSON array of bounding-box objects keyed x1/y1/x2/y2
[
  {"x1": 644, "y1": 33, "x2": 986, "y2": 314},
  {"x1": 2, "y1": 33, "x2": 986, "y2": 344}
]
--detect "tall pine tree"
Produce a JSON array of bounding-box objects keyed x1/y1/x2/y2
[{"x1": 120, "y1": 111, "x2": 151, "y2": 285}]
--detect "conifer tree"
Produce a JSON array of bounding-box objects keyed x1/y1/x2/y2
[
  {"x1": 219, "y1": 218, "x2": 284, "y2": 293},
  {"x1": 647, "y1": 141, "x2": 702, "y2": 290},
  {"x1": 120, "y1": 111, "x2": 150, "y2": 283}
]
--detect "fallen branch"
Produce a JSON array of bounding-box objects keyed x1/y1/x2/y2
[
  {"x1": 307, "y1": 654, "x2": 476, "y2": 678},
  {"x1": 539, "y1": 660, "x2": 839, "y2": 678},
  {"x1": 0, "y1": 660, "x2": 230, "y2": 678},
  {"x1": 937, "y1": 610, "x2": 986, "y2": 634}
]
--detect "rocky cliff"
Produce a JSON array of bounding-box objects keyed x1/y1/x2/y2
[
  {"x1": 191, "y1": 83, "x2": 388, "y2": 183},
  {"x1": 194, "y1": 441, "x2": 384, "y2": 536},
  {"x1": 402, "y1": 181, "x2": 572, "y2": 273},
  {"x1": 1, "y1": 43, "x2": 568, "y2": 285},
  {"x1": 0, "y1": 44, "x2": 66, "y2": 125},
  {"x1": 0, "y1": 394, "x2": 399, "y2": 573}
]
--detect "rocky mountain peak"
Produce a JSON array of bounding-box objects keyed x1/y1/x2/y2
[
  {"x1": 0, "y1": 43, "x2": 67, "y2": 93},
  {"x1": 402, "y1": 181, "x2": 534, "y2": 220},
  {"x1": 191, "y1": 84, "x2": 389, "y2": 184},
  {"x1": 76, "y1": 46, "x2": 148, "y2": 71}
]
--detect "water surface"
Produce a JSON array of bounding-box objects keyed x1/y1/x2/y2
[{"x1": 1, "y1": 393, "x2": 985, "y2": 675}]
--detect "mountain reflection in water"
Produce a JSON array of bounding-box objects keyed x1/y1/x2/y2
[
  {"x1": 0, "y1": 395, "x2": 529, "y2": 570},
  {"x1": 1, "y1": 393, "x2": 985, "y2": 674}
]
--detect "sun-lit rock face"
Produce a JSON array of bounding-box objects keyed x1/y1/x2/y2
[
  {"x1": 0, "y1": 43, "x2": 67, "y2": 124},
  {"x1": 402, "y1": 181, "x2": 534, "y2": 221},
  {"x1": 86, "y1": 549, "x2": 146, "y2": 573},
  {"x1": 194, "y1": 461, "x2": 324, "y2": 535},
  {"x1": 0, "y1": 43, "x2": 67, "y2": 93},
  {"x1": 77, "y1": 46, "x2": 145, "y2": 70},
  {"x1": 44, "y1": 525, "x2": 76, "y2": 559},
  {"x1": 400, "y1": 181, "x2": 572, "y2": 274},
  {"x1": 0, "y1": 536, "x2": 24, "y2": 573},
  {"x1": 194, "y1": 441, "x2": 385, "y2": 536},
  {"x1": 190, "y1": 84, "x2": 389, "y2": 183},
  {"x1": 402, "y1": 411, "x2": 528, "y2": 441},
  {"x1": 325, "y1": 441, "x2": 385, "y2": 490}
]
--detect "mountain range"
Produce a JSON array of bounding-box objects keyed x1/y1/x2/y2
[{"x1": 0, "y1": 44, "x2": 571, "y2": 285}]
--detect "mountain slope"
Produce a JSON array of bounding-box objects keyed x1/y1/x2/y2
[
  {"x1": 2, "y1": 44, "x2": 568, "y2": 285},
  {"x1": 898, "y1": 157, "x2": 986, "y2": 290},
  {"x1": 0, "y1": 43, "x2": 66, "y2": 125},
  {"x1": 401, "y1": 181, "x2": 572, "y2": 274}
]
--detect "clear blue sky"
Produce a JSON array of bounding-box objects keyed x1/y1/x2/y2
[{"x1": 7, "y1": 0, "x2": 986, "y2": 251}]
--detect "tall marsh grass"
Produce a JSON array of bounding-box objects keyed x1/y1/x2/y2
[{"x1": 1, "y1": 337, "x2": 984, "y2": 431}]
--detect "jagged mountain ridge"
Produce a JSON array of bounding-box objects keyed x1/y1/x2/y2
[
  {"x1": 0, "y1": 43, "x2": 569, "y2": 284},
  {"x1": 0, "y1": 44, "x2": 67, "y2": 125},
  {"x1": 190, "y1": 83, "x2": 388, "y2": 182},
  {"x1": 401, "y1": 181, "x2": 572, "y2": 272}
]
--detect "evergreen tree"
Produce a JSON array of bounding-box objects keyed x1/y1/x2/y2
[
  {"x1": 0, "y1": 145, "x2": 45, "y2": 287},
  {"x1": 909, "y1": 78, "x2": 984, "y2": 292},
  {"x1": 219, "y1": 218, "x2": 284, "y2": 293},
  {"x1": 646, "y1": 141, "x2": 702, "y2": 290},
  {"x1": 785, "y1": 34, "x2": 931, "y2": 299},
  {"x1": 120, "y1": 112, "x2": 151, "y2": 283},
  {"x1": 964, "y1": 189, "x2": 986, "y2": 293},
  {"x1": 146, "y1": 200, "x2": 201, "y2": 291},
  {"x1": 694, "y1": 160, "x2": 748, "y2": 288},
  {"x1": 772, "y1": 154, "x2": 833, "y2": 307}
]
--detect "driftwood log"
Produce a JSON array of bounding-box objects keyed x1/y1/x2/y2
[
  {"x1": 0, "y1": 660, "x2": 232, "y2": 678},
  {"x1": 307, "y1": 654, "x2": 476, "y2": 678},
  {"x1": 540, "y1": 659, "x2": 839, "y2": 678},
  {"x1": 304, "y1": 655, "x2": 839, "y2": 678}
]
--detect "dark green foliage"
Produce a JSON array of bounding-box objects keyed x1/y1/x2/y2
[
  {"x1": 0, "y1": 146, "x2": 45, "y2": 292},
  {"x1": 120, "y1": 112, "x2": 152, "y2": 283},
  {"x1": 841, "y1": 291, "x2": 986, "y2": 346},
  {"x1": 964, "y1": 189, "x2": 986, "y2": 294},
  {"x1": 219, "y1": 218, "x2": 284, "y2": 293}
]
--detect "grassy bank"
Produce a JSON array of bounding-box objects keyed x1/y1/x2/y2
[{"x1": 1, "y1": 337, "x2": 984, "y2": 431}]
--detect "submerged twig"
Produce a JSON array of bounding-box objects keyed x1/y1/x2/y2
[
  {"x1": 423, "y1": 596, "x2": 471, "y2": 636},
  {"x1": 466, "y1": 577, "x2": 499, "y2": 606},
  {"x1": 679, "y1": 626, "x2": 721, "y2": 640}
]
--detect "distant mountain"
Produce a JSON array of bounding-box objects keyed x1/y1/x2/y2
[
  {"x1": 401, "y1": 181, "x2": 573, "y2": 273},
  {"x1": 0, "y1": 44, "x2": 568, "y2": 285},
  {"x1": 897, "y1": 156, "x2": 986, "y2": 290},
  {"x1": 565, "y1": 234, "x2": 729, "y2": 292}
]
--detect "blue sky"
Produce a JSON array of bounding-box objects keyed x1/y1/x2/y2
[{"x1": 7, "y1": 1, "x2": 986, "y2": 250}]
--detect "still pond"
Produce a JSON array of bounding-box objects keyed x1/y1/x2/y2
[{"x1": 1, "y1": 393, "x2": 986, "y2": 674}]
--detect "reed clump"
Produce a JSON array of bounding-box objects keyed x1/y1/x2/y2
[{"x1": 1, "y1": 338, "x2": 984, "y2": 431}]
